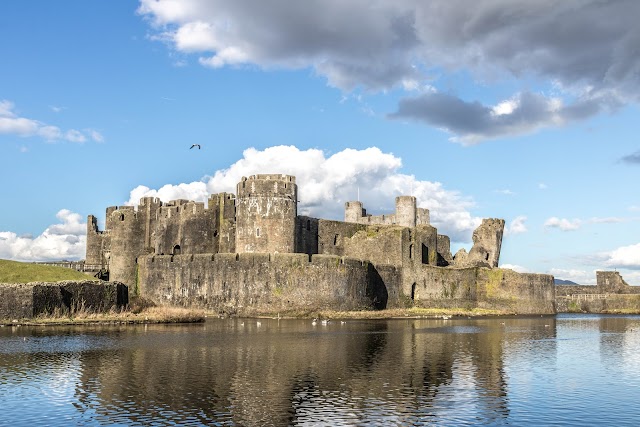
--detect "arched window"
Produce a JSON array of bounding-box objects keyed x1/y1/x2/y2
[
  {"x1": 409, "y1": 244, "x2": 414, "y2": 259},
  {"x1": 173, "y1": 245, "x2": 181, "y2": 255},
  {"x1": 411, "y1": 283, "x2": 417, "y2": 301}
]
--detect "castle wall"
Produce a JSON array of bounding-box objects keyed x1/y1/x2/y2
[
  {"x1": 208, "y1": 193, "x2": 236, "y2": 253},
  {"x1": 137, "y1": 253, "x2": 385, "y2": 314},
  {"x1": 317, "y1": 219, "x2": 367, "y2": 256},
  {"x1": 86, "y1": 215, "x2": 106, "y2": 267},
  {"x1": 403, "y1": 265, "x2": 478, "y2": 308},
  {"x1": 597, "y1": 271, "x2": 639, "y2": 293},
  {"x1": 341, "y1": 224, "x2": 439, "y2": 268},
  {"x1": 343, "y1": 226, "x2": 407, "y2": 266},
  {"x1": 153, "y1": 201, "x2": 216, "y2": 255},
  {"x1": 294, "y1": 216, "x2": 319, "y2": 255},
  {"x1": 402, "y1": 266, "x2": 555, "y2": 314},
  {"x1": 235, "y1": 175, "x2": 297, "y2": 254},
  {"x1": 475, "y1": 268, "x2": 556, "y2": 314},
  {"x1": 344, "y1": 197, "x2": 429, "y2": 227},
  {"x1": 436, "y1": 234, "x2": 453, "y2": 266},
  {"x1": 0, "y1": 281, "x2": 128, "y2": 320}
]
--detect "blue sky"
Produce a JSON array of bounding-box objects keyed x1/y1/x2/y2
[{"x1": 1, "y1": 0, "x2": 639, "y2": 285}]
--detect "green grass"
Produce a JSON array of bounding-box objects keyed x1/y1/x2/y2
[{"x1": 0, "y1": 259, "x2": 94, "y2": 283}]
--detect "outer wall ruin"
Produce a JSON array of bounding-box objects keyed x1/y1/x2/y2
[
  {"x1": 0, "y1": 281, "x2": 128, "y2": 320},
  {"x1": 88, "y1": 174, "x2": 557, "y2": 315}
]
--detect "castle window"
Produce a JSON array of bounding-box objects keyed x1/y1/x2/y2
[
  {"x1": 173, "y1": 245, "x2": 181, "y2": 255},
  {"x1": 409, "y1": 244, "x2": 414, "y2": 259},
  {"x1": 214, "y1": 230, "x2": 219, "y2": 237},
  {"x1": 422, "y1": 244, "x2": 429, "y2": 264},
  {"x1": 256, "y1": 228, "x2": 260, "y2": 237},
  {"x1": 307, "y1": 220, "x2": 311, "y2": 231},
  {"x1": 485, "y1": 253, "x2": 490, "y2": 261},
  {"x1": 119, "y1": 213, "x2": 124, "y2": 221},
  {"x1": 411, "y1": 283, "x2": 417, "y2": 301},
  {"x1": 334, "y1": 234, "x2": 339, "y2": 245}
]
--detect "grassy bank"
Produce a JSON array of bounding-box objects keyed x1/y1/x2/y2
[
  {"x1": 0, "y1": 259, "x2": 91, "y2": 283},
  {"x1": 232, "y1": 306, "x2": 519, "y2": 320},
  {"x1": 2, "y1": 301, "x2": 206, "y2": 326}
]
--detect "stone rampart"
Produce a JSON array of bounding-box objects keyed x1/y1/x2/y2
[
  {"x1": 475, "y1": 268, "x2": 555, "y2": 314},
  {"x1": 137, "y1": 253, "x2": 385, "y2": 315},
  {"x1": 401, "y1": 265, "x2": 555, "y2": 314},
  {"x1": 0, "y1": 281, "x2": 128, "y2": 320}
]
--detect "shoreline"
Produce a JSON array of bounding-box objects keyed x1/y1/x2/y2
[{"x1": 5, "y1": 306, "x2": 638, "y2": 327}]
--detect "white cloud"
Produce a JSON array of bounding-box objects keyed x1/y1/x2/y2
[
  {"x1": 65, "y1": 129, "x2": 87, "y2": 143},
  {"x1": 538, "y1": 183, "x2": 548, "y2": 190},
  {"x1": 604, "y1": 243, "x2": 640, "y2": 269},
  {"x1": 126, "y1": 145, "x2": 481, "y2": 242},
  {"x1": 499, "y1": 264, "x2": 530, "y2": 273},
  {"x1": 495, "y1": 189, "x2": 515, "y2": 196},
  {"x1": 589, "y1": 217, "x2": 625, "y2": 224},
  {"x1": 0, "y1": 210, "x2": 86, "y2": 262},
  {"x1": 549, "y1": 268, "x2": 596, "y2": 285},
  {"x1": 544, "y1": 217, "x2": 582, "y2": 231},
  {"x1": 0, "y1": 99, "x2": 101, "y2": 144},
  {"x1": 505, "y1": 215, "x2": 527, "y2": 235},
  {"x1": 86, "y1": 129, "x2": 105, "y2": 143}
]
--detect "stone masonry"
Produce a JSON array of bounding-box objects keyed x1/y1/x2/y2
[{"x1": 87, "y1": 174, "x2": 555, "y2": 314}]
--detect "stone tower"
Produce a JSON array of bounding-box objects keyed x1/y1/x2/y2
[
  {"x1": 235, "y1": 174, "x2": 298, "y2": 253},
  {"x1": 344, "y1": 201, "x2": 365, "y2": 223},
  {"x1": 106, "y1": 206, "x2": 145, "y2": 287},
  {"x1": 395, "y1": 196, "x2": 417, "y2": 227}
]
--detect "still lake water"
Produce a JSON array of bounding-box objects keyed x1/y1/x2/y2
[{"x1": 1, "y1": 314, "x2": 640, "y2": 426}]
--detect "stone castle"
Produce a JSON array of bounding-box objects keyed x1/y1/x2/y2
[{"x1": 86, "y1": 174, "x2": 555, "y2": 314}]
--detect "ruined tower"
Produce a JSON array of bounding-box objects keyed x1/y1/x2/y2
[{"x1": 235, "y1": 174, "x2": 298, "y2": 253}]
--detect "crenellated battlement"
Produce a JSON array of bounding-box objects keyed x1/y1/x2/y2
[{"x1": 236, "y1": 174, "x2": 297, "y2": 199}]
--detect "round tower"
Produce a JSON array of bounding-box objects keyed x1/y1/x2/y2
[
  {"x1": 235, "y1": 174, "x2": 298, "y2": 253},
  {"x1": 107, "y1": 206, "x2": 145, "y2": 289},
  {"x1": 395, "y1": 196, "x2": 417, "y2": 227},
  {"x1": 344, "y1": 201, "x2": 364, "y2": 223}
]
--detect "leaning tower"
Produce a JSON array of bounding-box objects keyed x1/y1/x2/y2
[{"x1": 235, "y1": 174, "x2": 298, "y2": 253}]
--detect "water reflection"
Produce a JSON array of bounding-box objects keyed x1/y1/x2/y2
[{"x1": 1, "y1": 315, "x2": 640, "y2": 426}]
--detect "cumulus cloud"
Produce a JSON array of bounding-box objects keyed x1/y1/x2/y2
[
  {"x1": 0, "y1": 210, "x2": 86, "y2": 262},
  {"x1": 0, "y1": 99, "x2": 101, "y2": 143},
  {"x1": 604, "y1": 243, "x2": 640, "y2": 270},
  {"x1": 126, "y1": 145, "x2": 481, "y2": 242},
  {"x1": 544, "y1": 217, "x2": 582, "y2": 231},
  {"x1": 505, "y1": 215, "x2": 527, "y2": 235},
  {"x1": 138, "y1": 0, "x2": 640, "y2": 142}
]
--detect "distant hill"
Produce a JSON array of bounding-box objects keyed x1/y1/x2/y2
[
  {"x1": 555, "y1": 278, "x2": 580, "y2": 285},
  {"x1": 0, "y1": 259, "x2": 93, "y2": 283}
]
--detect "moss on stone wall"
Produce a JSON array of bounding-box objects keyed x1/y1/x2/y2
[{"x1": 484, "y1": 269, "x2": 504, "y2": 299}]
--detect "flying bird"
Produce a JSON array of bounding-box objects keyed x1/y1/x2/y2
[{"x1": 190, "y1": 144, "x2": 201, "y2": 149}]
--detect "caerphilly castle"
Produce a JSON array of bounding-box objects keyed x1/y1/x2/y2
[{"x1": 86, "y1": 174, "x2": 555, "y2": 314}]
